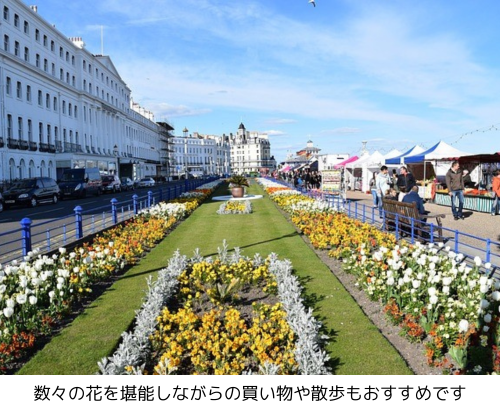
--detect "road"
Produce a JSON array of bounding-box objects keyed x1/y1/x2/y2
[{"x1": 0, "y1": 181, "x2": 188, "y2": 265}]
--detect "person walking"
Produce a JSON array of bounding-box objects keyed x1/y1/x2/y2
[
  {"x1": 370, "y1": 172, "x2": 378, "y2": 208},
  {"x1": 445, "y1": 161, "x2": 465, "y2": 220},
  {"x1": 375, "y1": 165, "x2": 391, "y2": 217},
  {"x1": 491, "y1": 170, "x2": 500, "y2": 216}
]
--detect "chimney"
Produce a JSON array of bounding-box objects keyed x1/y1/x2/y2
[
  {"x1": 69, "y1": 37, "x2": 85, "y2": 49},
  {"x1": 30, "y1": 5, "x2": 38, "y2": 13}
]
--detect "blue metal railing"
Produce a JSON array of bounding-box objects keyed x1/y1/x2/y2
[
  {"x1": 0, "y1": 178, "x2": 215, "y2": 265},
  {"x1": 269, "y1": 178, "x2": 500, "y2": 270}
]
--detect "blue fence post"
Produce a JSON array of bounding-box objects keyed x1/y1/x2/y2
[
  {"x1": 20, "y1": 217, "x2": 32, "y2": 256},
  {"x1": 133, "y1": 194, "x2": 139, "y2": 214},
  {"x1": 148, "y1": 191, "x2": 153, "y2": 208},
  {"x1": 167, "y1": 187, "x2": 171, "y2": 201},
  {"x1": 184, "y1": 178, "x2": 189, "y2": 193},
  {"x1": 111, "y1": 198, "x2": 118, "y2": 224},
  {"x1": 159, "y1": 187, "x2": 163, "y2": 202},
  {"x1": 74, "y1": 206, "x2": 83, "y2": 240},
  {"x1": 486, "y1": 239, "x2": 491, "y2": 263}
]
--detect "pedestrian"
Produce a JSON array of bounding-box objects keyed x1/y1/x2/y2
[
  {"x1": 445, "y1": 161, "x2": 465, "y2": 220},
  {"x1": 391, "y1": 169, "x2": 399, "y2": 191},
  {"x1": 370, "y1": 172, "x2": 378, "y2": 208},
  {"x1": 491, "y1": 170, "x2": 500, "y2": 216},
  {"x1": 375, "y1": 165, "x2": 391, "y2": 217},
  {"x1": 397, "y1": 166, "x2": 417, "y2": 193}
]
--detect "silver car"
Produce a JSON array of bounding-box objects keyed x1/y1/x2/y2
[{"x1": 137, "y1": 177, "x2": 155, "y2": 188}]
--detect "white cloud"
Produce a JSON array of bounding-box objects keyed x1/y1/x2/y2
[
  {"x1": 321, "y1": 127, "x2": 361, "y2": 135},
  {"x1": 265, "y1": 118, "x2": 297, "y2": 125},
  {"x1": 152, "y1": 103, "x2": 212, "y2": 119},
  {"x1": 263, "y1": 130, "x2": 286, "y2": 136}
]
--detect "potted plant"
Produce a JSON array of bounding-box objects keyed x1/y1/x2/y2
[{"x1": 227, "y1": 174, "x2": 249, "y2": 198}]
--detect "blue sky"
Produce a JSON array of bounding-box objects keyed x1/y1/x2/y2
[{"x1": 29, "y1": 0, "x2": 500, "y2": 162}]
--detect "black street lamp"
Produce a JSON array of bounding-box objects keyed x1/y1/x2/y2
[{"x1": 113, "y1": 144, "x2": 120, "y2": 177}]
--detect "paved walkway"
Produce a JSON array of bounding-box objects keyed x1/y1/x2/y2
[{"x1": 346, "y1": 190, "x2": 500, "y2": 267}]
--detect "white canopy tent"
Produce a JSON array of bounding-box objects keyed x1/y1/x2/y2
[{"x1": 345, "y1": 151, "x2": 387, "y2": 192}]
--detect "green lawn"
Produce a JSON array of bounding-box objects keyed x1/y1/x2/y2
[{"x1": 18, "y1": 181, "x2": 412, "y2": 375}]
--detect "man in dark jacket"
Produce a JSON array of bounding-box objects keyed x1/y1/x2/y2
[
  {"x1": 397, "y1": 166, "x2": 417, "y2": 193},
  {"x1": 445, "y1": 161, "x2": 464, "y2": 220}
]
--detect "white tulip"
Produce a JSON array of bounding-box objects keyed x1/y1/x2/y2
[
  {"x1": 6, "y1": 299, "x2": 15, "y2": 308},
  {"x1": 429, "y1": 295, "x2": 438, "y2": 305},
  {"x1": 474, "y1": 256, "x2": 482, "y2": 266},
  {"x1": 29, "y1": 295, "x2": 37, "y2": 305},
  {"x1": 483, "y1": 326, "x2": 490, "y2": 333},
  {"x1": 480, "y1": 299, "x2": 490, "y2": 310},
  {"x1": 492, "y1": 291, "x2": 500, "y2": 301},
  {"x1": 3, "y1": 307, "x2": 14, "y2": 318},
  {"x1": 484, "y1": 313, "x2": 492, "y2": 323},
  {"x1": 458, "y1": 319, "x2": 469, "y2": 333}
]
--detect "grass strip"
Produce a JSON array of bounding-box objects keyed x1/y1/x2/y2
[{"x1": 18, "y1": 181, "x2": 412, "y2": 375}]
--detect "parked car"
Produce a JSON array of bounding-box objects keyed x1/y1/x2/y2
[
  {"x1": 137, "y1": 177, "x2": 155, "y2": 188},
  {"x1": 2, "y1": 177, "x2": 60, "y2": 208},
  {"x1": 120, "y1": 177, "x2": 134, "y2": 191},
  {"x1": 0, "y1": 192, "x2": 4, "y2": 212},
  {"x1": 101, "y1": 175, "x2": 122, "y2": 193},
  {"x1": 58, "y1": 168, "x2": 102, "y2": 198}
]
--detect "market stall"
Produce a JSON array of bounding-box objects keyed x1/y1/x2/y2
[{"x1": 434, "y1": 152, "x2": 500, "y2": 213}]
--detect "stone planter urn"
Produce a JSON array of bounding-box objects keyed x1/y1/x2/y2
[
  {"x1": 227, "y1": 175, "x2": 250, "y2": 199},
  {"x1": 231, "y1": 186, "x2": 245, "y2": 198}
]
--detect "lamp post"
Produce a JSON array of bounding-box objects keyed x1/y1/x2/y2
[{"x1": 113, "y1": 144, "x2": 120, "y2": 177}]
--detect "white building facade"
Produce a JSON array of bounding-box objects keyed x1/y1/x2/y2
[
  {"x1": 0, "y1": 0, "x2": 161, "y2": 185},
  {"x1": 170, "y1": 128, "x2": 231, "y2": 178},
  {"x1": 226, "y1": 123, "x2": 274, "y2": 175}
]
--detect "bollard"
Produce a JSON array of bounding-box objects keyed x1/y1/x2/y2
[
  {"x1": 148, "y1": 190, "x2": 153, "y2": 208},
  {"x1": 133, "y1": 194, "x2": 139, "y2": 215},
  {"x1": 74, "y1": 206, "x2": 83, "y2": 240},
  {"x1": 20, "y1": 217, "x2": 32, "y2": 256},
  {"x1": 111, "y1": 198, "x2": 118, "y2": 224}
]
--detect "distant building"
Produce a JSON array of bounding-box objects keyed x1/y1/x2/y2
[
  {"x1": 281, "y1": 139, "x2": 321, "y2": 170},
  {"x1": 170, "y1": 128, "x2": 231, "y2": 178},
  {"x1": 224, "y1": 123, "x2": 275, "y2": 175}
]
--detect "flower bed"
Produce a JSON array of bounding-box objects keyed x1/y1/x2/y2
[
  {"x1": 99, "y1": 244, "x2": 330, "y2": 375},
  {"x1": 216, "y1": 200, "x2": 252, "y2": 214},
  {"x1": 257, "y1": 177, "x2": 500, "y2": 374},
  {"x1": 0, "y1": 181, "x2": 221, "y2": 373}
]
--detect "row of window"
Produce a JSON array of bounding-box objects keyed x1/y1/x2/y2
[
  {"x1": 5, "y1": 77, "x2": 79, "y2": 118},
  {"x1": 6, "y1": 114, "x2": 79, "y2": 145},
  {"x1": 3, "y1": 5, "x2": 77, "y2": 64}
]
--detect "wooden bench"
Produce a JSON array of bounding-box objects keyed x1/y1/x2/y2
[{"x1": 382, "y1": 198, "x2": 446, "y2": 241}]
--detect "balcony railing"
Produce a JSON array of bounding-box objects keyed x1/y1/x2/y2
[
  {"x1": 29, "y1": 141, "x2": 38, "y2": 151},
  {"x1": 7, "y1": 138, "x2": 19, "y2": 149},
  {"x1": 39, "y1": 143, "x2": 50, "y2": 153}
]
